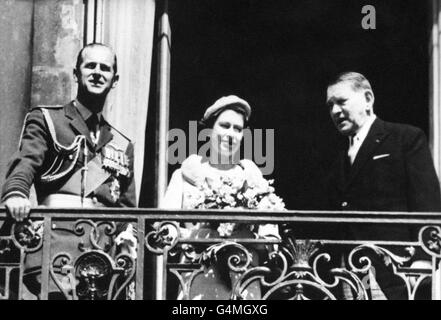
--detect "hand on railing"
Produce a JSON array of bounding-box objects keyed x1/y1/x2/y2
[{"x1": 2, "y1": 195, "x2": 31, "y2": 222}]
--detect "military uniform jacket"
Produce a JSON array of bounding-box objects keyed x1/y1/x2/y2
[{"x1": 1, "y1": 100, "x2": 136, "y2": 207}]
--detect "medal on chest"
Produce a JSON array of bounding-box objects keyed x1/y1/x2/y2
[
  {"x1": 102, "y1": 143, "x2": 130, "y2": 202},
  {"x1": 101, "y1": 143, "x2": 131, "y2": 178},
  {"x1": 109, "y1": 177, "x2": 121, "y2": 203}
]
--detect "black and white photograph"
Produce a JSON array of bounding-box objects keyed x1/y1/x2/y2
[{"x1": 0, "y1": 0, "x2": 441, "y2": 304}]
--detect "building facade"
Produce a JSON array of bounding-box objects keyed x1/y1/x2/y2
[{"x1": 1, "y1": 0, "x2": 440, "y2": 209}]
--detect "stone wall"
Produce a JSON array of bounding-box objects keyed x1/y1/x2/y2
[
  {"x1": 0, "y1": 0, "x2": 84, "y2": 193},
  {"x1": 0, "y1": 0, "x2": 35, "y2": 191},
  {"x1": 31, "y1": 0, "x2": 83, "y2": 107}
]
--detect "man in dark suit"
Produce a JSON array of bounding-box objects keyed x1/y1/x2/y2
[
  {"x1": 1, "y1": 43, "x2": 136, "y2": 299},
  {"x1": 326, "y1": 71, "x2": 441, "y2": 299},
  {"x1": 326, "y1": 72, "x2": 440, "y2": 214}
]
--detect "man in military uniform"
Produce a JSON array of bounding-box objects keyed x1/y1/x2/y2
[{"x1": 1, "y1": 43, "x2": 136, "y2": 299}]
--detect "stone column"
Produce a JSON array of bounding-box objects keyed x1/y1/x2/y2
[
  {"x1": 430, "y1": 0, "x2": 441, "y2": 181},
  {"x1": 0, "y1": 0, "x2": 34, "y2": 190},
  {"x1": 155, "y1": 0, "x2": 171, "y2": 208},
  {"x1": 31, "y1": 0, "x2": 84, "y2": 108}
]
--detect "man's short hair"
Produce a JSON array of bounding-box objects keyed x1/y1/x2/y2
[
  {"x1": 328, "y1": 71, "x2": 373, "y2": 92},
  {"x1": 75, "y1": 43, "x2": 118, "y2": 74}
]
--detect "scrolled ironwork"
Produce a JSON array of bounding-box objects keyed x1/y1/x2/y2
[
  {"x1": 281, "y1": 238, "x2": 319, "y2": 269},
  {"x1": 346, "y1": 244, "x2": 429, "y2": 300},
  {"x1": 201, "y1": 241, "x2": 253, "y2": 273},
  {"x1": 48, "y1": 250, "x2": 136, "y2": 300},
  {"x1": 419, "y1": 225, "x2": 441, "y2": 258},
  {"x1": 145, "y1": 221, "x2": 180, "y2": 254},
  {"x1": 0, "y1": 238, "x2": 12, "y2": 255},
  {"x1": 313, "y1": 253, "x2": 368, "y2": 300},
  {"x1": 348, "y1": 243, "x2": 412, "y2": 274},
  {"x1": 232, "y1": 236, "x2": 370, "y2": 300},
  {"x1": 50, "y1": 252, "x2": 77, "y2": 300},
  {"x1": 108, "y1": 253, "x2": 136, "y2": 300},
  {"x1": 168, "y1": 241, "x2": 260, "y2": 300},
  {"x1": 233, "y1": 254, "x2": 344, "y2": 300},
  {"x1": 179, "y1": 243, "x2": 203, "y2": 263},
  {"x1": 11, "y1": 220, "x2": 44, "y2": 253},
  {"x1": 74, "y1": 250, "x2": 115, "y2": 300},
  {"x1": 263, "y1": 279, "x2": 338, "y2": 300},
  {"x1": 73, "y1": 220, "x2": 117, "y2": 252},
  {"x1": 2, "y1": 208, "x2": 441, "y2": 300},
  {"x1": 169, "y1": 266, "x2": 206, "y2": 300}
]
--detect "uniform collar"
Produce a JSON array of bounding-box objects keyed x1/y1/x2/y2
[{"x1": 73, "y1": 99, "x2": 102, "y2": 123}]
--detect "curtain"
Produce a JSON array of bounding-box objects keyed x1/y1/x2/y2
[{"x1": 100, "y1": 0, "x2": 156, "y2": 204}]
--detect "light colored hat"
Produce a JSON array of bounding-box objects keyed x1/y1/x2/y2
[{"x1": 202, "y1": 95, "x2": 251, "y2": 122}]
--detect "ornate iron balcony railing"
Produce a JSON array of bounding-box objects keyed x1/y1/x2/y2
[{"x1": 0, "y1": 208, "x2": 440, "y2": 300}]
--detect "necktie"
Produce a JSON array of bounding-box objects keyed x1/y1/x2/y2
[
  {"x1": 347, "y1": 135, "x2": 356, "y2": 165},
  {"x1": 88, "y1": 114, "x2": 100, "y2": 145}
]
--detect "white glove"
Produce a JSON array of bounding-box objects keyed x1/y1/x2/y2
[{"x1": 115, "y1": 223, "x2": 138, "y2": 259}]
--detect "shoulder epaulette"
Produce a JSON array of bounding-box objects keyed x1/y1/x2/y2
[{"x1": 18, "y1": 105, "x2": 63, "y2": 148}]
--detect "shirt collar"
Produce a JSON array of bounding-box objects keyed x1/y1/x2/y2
[
  {"x1": 73, "y1": 99, "x2": 102, "y2": 123},
  {"x1": 350, "y1": 114, "x2": 376, "y2": 144}
]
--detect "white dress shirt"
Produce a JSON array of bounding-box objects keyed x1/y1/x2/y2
[{"x1": 348, "y1": 115, "x2": 376, "y2": 165}]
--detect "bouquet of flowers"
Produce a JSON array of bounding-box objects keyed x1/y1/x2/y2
[{"x1": 186, "y1": 175, "x2": 285, "y2": 237}]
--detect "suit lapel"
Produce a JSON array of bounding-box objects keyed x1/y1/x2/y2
[
  {"x1": 96, "y1": 120, "x2": 113, "y2": 152},
  {"x1": 65, "y1": 102, "x2": 95, "y2": 148},
  {"x1": 338, "y1": 149, "x2": 349, "y2": 189},
  {"x1": 346, "y1": 118, "x2": 389, "y2": 188}
]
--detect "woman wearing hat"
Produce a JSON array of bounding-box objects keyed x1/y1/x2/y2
[{"x1": 162, "y1": 95, "x2": 280, "y2": 300}]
